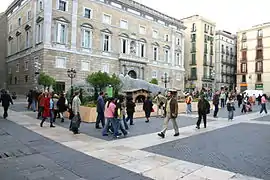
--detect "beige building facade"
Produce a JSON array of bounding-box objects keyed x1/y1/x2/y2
[
  {"x1": 236, "y1": 23, "x2": 270, "y2": 94},
  {"x1": 215, "y1": 30, "x2": 237, "y2": 90},
  {"x1": 182, "y1": 15, "x2": 216, "y2": 91},
  {"x1": 0, "y1": 13, "x2": 7, "y2": 89},
  {"x1": 5, "y1": 0, "x2": 186, "y2": 94}
]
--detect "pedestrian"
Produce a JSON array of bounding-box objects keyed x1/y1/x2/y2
[
  {"x1": 71, "y1": 91, "x2": 82, "y2": 134},
  {"x1": 158, "y1": 91, "x2": 179, "y2": 138},
  {"x1": 57, "y1": 93, "x2": 67, "y2": 122},
  {"x1": 125, "y1": 96, "x2": 136, "y2": 125},
  {"x1": 185, "y1": 93, "x2": 192, "y2": 114},
  {"x1": 258, "y1": 94, "x2": 262, "y2": 106},
  {"x1": 143, "y1": 96, "x2": 153, "y2": 123},
  {"x1": 37, "y1": 92, "x2": 45, "y2": 119},
  {"x1": 220, "y1": 91, "x2": 226, "y2": 108},
  {"x1": 102, "y1": 98, "x2": 115, "y2": 136},
  {"x1": 154, "y1": 92, "x2": 165, "y2": 117},
  {"x1": 0, "y1": 90, "x2": 13, "y2": 119},
  {"x1": 227, "y1": 97, "x2": 235, "y2": 121},
  {"x1": 27, "y1": 90, "x2": 33, "y2": 110},
  {"x1": 196, "y1": 95, "x2": 210, "y2": 129},
  {"x1": 119, "y1": 96, "x2": 128, "y2": 130},
  {"x1": 260, "y1": 94, "x2": 268, "y2": 114},
  {"x1": 40, "y1": 92, "x2": 55, "y2": 128},
  {"x1": 213, "y1": 91, "x2": 220, "y2": 118},
  {"x1": 236, "y1": 93, "x2": 242, "y2": 108},
  {"x1": 114, "y1": 98, "x2": 128, "y2": 137},
  {"x1": 96, "y1": 92, "x2": 105, "y2": 129},
  {"x1": 52, "y1": 93, "x2": 59, "y2": 122}
]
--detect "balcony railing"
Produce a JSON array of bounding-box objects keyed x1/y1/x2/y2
[
  {"x1": 119, "y1": 53, "x2": 149, "y2": 64},
  {"x1": 202, "y1": 75, "x2": 214, "y2": 81},
  {"x1": 190, "y1": 48, "x2": 196, "y2": 53},
  {"x1": 190, "y1": 61, "x2": 196, "y2": 66},
  {"x1": 188, "y1": 76, "x2": 197, "y2": 80}
]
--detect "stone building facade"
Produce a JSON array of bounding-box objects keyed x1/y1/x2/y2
[
  {"x1": 236, "y1": 23, "x2": 270, "y2": 94},
  {"x1": 5, "y1": 0, "x2": 186, "y2": 94},
  {"x1": 0, "y1": 13, "x2": 7, "y2": 89},
  {"x1": 215, "y1": 30, "x2": 237, "y2": 90},
  {"x1": 182, "y1": 15, "x2": 216, "y2": 91}
]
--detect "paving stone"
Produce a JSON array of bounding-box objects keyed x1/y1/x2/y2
[{"x1": 143, "y1": 123, "x2": 270, "y2": 179}]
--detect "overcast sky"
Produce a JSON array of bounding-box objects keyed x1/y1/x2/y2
[{"x1": 1, "y1": 0, "x2": 269, "y2": 33}]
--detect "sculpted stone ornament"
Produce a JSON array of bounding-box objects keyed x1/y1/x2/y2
[{"x1": 130, "y1": 41, "x2": 136, "y2": 54}]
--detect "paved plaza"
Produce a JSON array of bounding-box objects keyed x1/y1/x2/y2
[{"x1": 0, "y1": 100, "x2": 270, "y2": 180}]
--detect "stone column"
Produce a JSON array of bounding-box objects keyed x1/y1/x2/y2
[
  {"x1": 71, "y1": 0, "x2": 78, "y2": 50},
  {"x1": 181, "y1": 33, "x2": 185, "y2": 68},
  {"x1": 31, "y1": 0, "x2": 37, "y2": 48},
  {"x1": 141, "y1": 67, "x2": 144, "y2": 80},
  {"x1": 43, "y1": 0, "x2": 53, "y2": 47},
  {"x1": 171, "y1": 30, "x2": 175, "y2": 66}
]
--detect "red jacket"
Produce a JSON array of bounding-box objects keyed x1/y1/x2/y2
[{"x1": 42, "y1": 97, "x2": 50, "y2": 118}]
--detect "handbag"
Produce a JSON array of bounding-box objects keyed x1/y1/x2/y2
[{"x1": 151, "y1": 108, "x2": 154, "y2": 112}]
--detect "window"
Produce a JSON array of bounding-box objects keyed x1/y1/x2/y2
[
  {"x1": 24, "y1": 61, "x2": 28, "y2": 71},
  {"x1": 36, "y1": 23, "x2": 43, "y2": 43},
  {"x1": 152, "y1": 71, "x2": 157, "y2": 78},
  {"x1": 152, "y1": 30, "x2": 158, "y2": 38},
  {"x1": 210, "y1": 27, "x2": 213, "y2": 34},
  {"x1": 257, "y1": 39, "x2": 263, "y2": 47},
  {"x1": 257, "y1": 74, "x2": 262, "y2": 82},
  {"x1": 39, "y1": 1, "x2": 43, "y2": 11},
  {"x1": 103, "y1": 14, "x2": 111, "y2": 24},
  {"x1": 242, "y1": 33, "x2": 247, "y2": 40},
  {"x1": 56, "y1": 23, "x2": 67, "y2": 44},
  {"x1": 176, "y1": 53, "x2": 180, "y2": 66},
  {"x1": 102, "y1": 64, "x2": 109, "y2": 73},
  {"x1": 258, "y1": 29, "x2": 263, "y2": 37},
  {"x1": 84, "y1": 8, "x2": 92, "y2": 19},
  {"x1": 191, "y1": 23, "x2": 196, "y2": 32},
  {"x1": 241, "y1": 63, "x2": 247, "y2": 73},
  {"x1": 191, "y1": 34, "x2": 196, "y2": 42},
  {"x1": 27, "y1": 11, "x2": 31, "y2": 20},
  {"x1": 55, "y1": 57, "x2": 66, "y2": 68},
  {"x1": 164, "y1": 34, "x2": 169, "y2": 42},
  {"x1": 81, "y1": 61, "x2": 90, "y2": 71},
  {"x1": 176, "y1": 38, "x2": 180, "y2": 45},
  {"x1": 204, "y1": 24, "x2": 208, "y2": 33},
  {"x1": 191, "y1": 67, "x2": 197, "y2": 78},
  {"x1": 256, "y1": 61, "x2": 263, "y2": 72},
  {"x1": 17, "y1": 35, "x2": 20, "y2": 52},
  {"x1": 82, "y1": 29, "x2": 91, "y2": 48},
  {"x1": 241, "y1": 42, "x2": 247, "y2": 49},
  {"x1": 164, "y1": 49, "x2": 169, "y2": 62},
  {"x1": 242, "y1": 51, "x2": 247, "y2": 60},
  {"x1": 191, "y1": 53, "x2": 196, "y2": 64},
  {"x1": 139, "y1": 43, "x2": 145, "y2": 57},
  {"x1": 139, "y1": 26, "x2": 146, "y2": 34},
  {"x1": 242, "y1": 75, "x2": 246, "y2": 82},
  {"x1": 58, "y1": 0, "x2": 67, "y2": 11},
  {"x1": 102, "y1": 34, "x2": 111, "y2": 52},
  {"x1": 14, "y1": 77, "x2": 18, "y2": 85},
  {"x1": 26, "y1": 31, "x2": 30, "y2": 48},
  {"x1": 18, "y1": 18, "x2": 21, "y2": 26},
  {"x1": 120, "y1": 20, "x2": 128, "y2": 29},
  {"x1": 256, "y1": 49, "x2": 263, "y2": 59},
  {"x1": 16, "y1": 63, "x2": 20, "y2": 72},
  {"x1": 121, "y1": 38, "x2": 127, "y2": 54},
  {"x1": 25, "y1": 75, "x2": 28, "y2": 83},
  {"x1": 153, "y1": 46, "x2": 158, "y2": 61}
]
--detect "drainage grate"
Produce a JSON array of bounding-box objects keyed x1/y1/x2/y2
[{"x1": 0, "y1": 148, "x2": 38, "y2": 159}]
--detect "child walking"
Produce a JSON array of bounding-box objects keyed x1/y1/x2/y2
[{"x1": 227, "y1": 97, "x2": 235, "y2": 121}]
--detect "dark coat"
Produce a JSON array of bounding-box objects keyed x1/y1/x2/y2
[
  {"x1": 0, "y1": 93, "x2": 13, "y2": 107},
  {"x1": 126, "y1": 100, "x2": 136, "y2": 114},
  {"x1": 212, "y1": 94, "x2": 219, "y2": 105},
  {"x1": 164, "y1": 97, "x2": 178, "y2": 118},
  {"x1": 57, "y1": 96, "x2": 67, "y2": 112},
  {"x1": 198, "y1": 99, "x2": 210, "y2": 115},
  {"x1": 96, "y1": 96, "x2": 105, "y2": 113},
  {"x1": 143, "y1": 100, "x2": 153, "y2": 113}
]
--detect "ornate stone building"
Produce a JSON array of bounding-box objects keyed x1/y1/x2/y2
[{"x1": 5, "y1": 0, "x2": 186, "y2": 94}]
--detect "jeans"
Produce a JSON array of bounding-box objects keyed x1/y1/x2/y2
[
  {"x1": 260, "y1": 103, "x2": 268, "y2": 114},
  {"x1": 31, "y1": 100, "x2": 37, "y2": 111},
  {"x1": 3, "y1": 106, "x2": 9, "y2": 118},
  {"x1": 221, "y1": 99, "x2": 225, "y2": 108},
  {"x1": 213, "y1": 104, "x2": 219, "y2": 117},
  {"x1": 96, "y1": 112, "x2": 105, "y2": 128},
  {"x1": 197, "y1": 112, "x2": 207, "y2": 128},
  {"x1": 241, "y1": 104, "x2": 247, "y2": 113},
  {"x1": 102, "y1": 118, "x2": 113, "y2": 136},
  {"x1": 228, "y1": 110, "x2": 234, "y2": 120},
  {"x1": 49, "y1": 109, "x2": 54, "y2": 123},
  {"x1": 122, "y1": 115, "x2": 129, "y2": 130},
  {"x1": 126, "y1": 112, "x2": 134, "y2": 125},
  {"x1": 186, "y1": 104, "x2": 192, "y2": 113}
]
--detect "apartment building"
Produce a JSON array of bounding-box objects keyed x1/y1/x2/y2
[
  {"x1": 5, "y1": 0, "x2": 186, "y2": 94},
  {"x1": 236, "y1": 23, "x2": 270, "y2": 94},
  {"x1": 182, "y1": 15, "x2": 216, "y2": 91},
  {"x1": 215, "y1": 30, "x2": 237, "y2": 90},
  {"x1": 0, "y1": 13, "x2": 7, "y2": 89}
]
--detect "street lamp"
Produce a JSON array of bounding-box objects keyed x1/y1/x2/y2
[
  {"x1": 161, "y1": 73, "x2": 171, "y2": 89},
  {"x1": 67, "y1": 68, "x2": 76, "y2": 102}
]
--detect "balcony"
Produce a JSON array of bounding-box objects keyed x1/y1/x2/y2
[
  {"x1": 190, "y1": 61, "x2": 196, "y2": 66},
  {"x1": 209, "y1": 61, "x2": 214, "y2": 67},
  {"x1": 242, "y1": 36, "x2": 247, "y2": 42},
  {"x1": 221, "y1": 49, "x2": 225, "y2": 54},
  {"x1": 210, "y1": 50, "x2": 214, "y2": 55},
  {"x1": 119, "y1": 53, "x2": 148, "y2": 64},
  {"x1": 202, "y1": 75, "x2": 214, "y2": 82},
  {"x1": 256, "y1": 44, "x2": 263, "y2": 49},
  {"x1": 190, "y1": 48, "x2": 196, "y2": 53},
  {"x1": 226, "y1": 50, "x2": 229, "y2": 55},
  {"x1": 188, "y1": 76, "x2": 197, "y2": 80}
]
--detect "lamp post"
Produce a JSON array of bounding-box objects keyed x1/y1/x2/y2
[
  {"x1": 67, "y1": 68, "x2": 76, "y2": 102},
  {"x1": 161, "y1": 73, "x2": 171, "y2": 89}
]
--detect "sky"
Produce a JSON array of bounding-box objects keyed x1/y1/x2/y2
[{"x1": 1, "y1": 0, "x2": 269, "y2": 33}]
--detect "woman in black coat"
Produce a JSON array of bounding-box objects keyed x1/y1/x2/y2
[{"x1": 57, "y1": 93, "x2": 67, "y2": 122}]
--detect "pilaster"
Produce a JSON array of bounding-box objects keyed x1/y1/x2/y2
[
  {"x1": 43, "y1": 0, "x2": 53, "y2": 47},
  {"x1": 171, "y1": 30, "x2": 175, "y2": 66},
  {"x1": 71, "y1": 0, "x2": 78, "y2": 50},
  {"x1": 31, "y1": 0, "x2": 37, "y2": 48}
]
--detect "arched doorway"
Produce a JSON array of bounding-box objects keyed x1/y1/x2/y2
[
  {"x1": 128, "y1": 70, "x2": 137, "y2": 79},
  {"x1": 135, "y1": 95, "x2": 146, "y2": 103}
]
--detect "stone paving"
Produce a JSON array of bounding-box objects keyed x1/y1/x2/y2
[{"x1": 1, "y1": 100, "x2": 270, "y2": 180}]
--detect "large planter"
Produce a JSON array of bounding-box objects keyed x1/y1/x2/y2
[{"x1": 79, "y1": 106, "x2": 97, "y2": 123}]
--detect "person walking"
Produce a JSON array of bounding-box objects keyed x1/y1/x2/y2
[
  {"x1": 125, "y1": 96, "x2": 136, "y2": 125},
  {"x1": 37, "y1": 92, "x2": 45, "y2": 119},
  {"x1": 220, "y1": 91, "x2": 226, "y2": 108},
  {"x1": 119, "y1": 96, "x2": 128, "y2": 130},
  {"x1": 236, "y1": 93, "x2": 242, "y2": 108},
  {"x1": 154, "y1": 92, "x2": 165, "y2": 117},
  {"x1": 27, "y1": 90, "x2": 33, "y2": 110},
  {"x1": 143, "y1": 96, "x2": 153, "y2": 123},
  {"x1": 158, "y1": 91, "x2": 179, "y2": 138},
  {"x1": 185, "y1": 93, "x2": 192, "y2": 114},
  {"x1": 260, "y1": 94, "x2": 268, "y2": 114},
  {"x1": 57, "y1": 93, "x2": 67, "y2": 122},
  {"x1": 0, "y1": 90, "x2": 13, "y2": 119},
  {"x1": 258, "y1": 94, "x2": 262, "y2": 106},
  {"x1": 114, "y1": 98, "x2": 128, "y2": 137},
  {"x1": 227, "y1": 97, "x2": 235, "y2": 121},
  {"x1": 213, "y1": 91, "x2": 220, "y2": 118},
  {"x1": 40, "y1": 93, "x2": 55, "y2": 128},
  {"x1": 96, "y1": 92, "x2": 105, "y2": 129},
  {"x1": 196, "y1": 95, "x2": 210, "y2": 129}
]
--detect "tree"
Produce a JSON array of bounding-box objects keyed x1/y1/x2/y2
[
  {"x1": 38, "y1": 72, "x2": 56, "y2": 90},
  {"x1": 110, "y1": 73, "x2": 122, "y2": 97},
  {"x1": 149, "y1": 78, "x2": 158, "y2": 85}
]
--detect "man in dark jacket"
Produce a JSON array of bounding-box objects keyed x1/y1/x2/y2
[
  {"x1": 0, "y1": 90, "x2": 13, "y2": 119},
  {"x1": 196, "y1": 95, "x2": 210, "y2": 129},
  {"x1": 158, "y1": 91, "x2": 179, "y2": 138},
  {"x1": 212, "y1": 91, "x2": 220, "y2": 118},
  {"x1": 96, "y1": 92, "x2": 105, "y2": 129}
]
